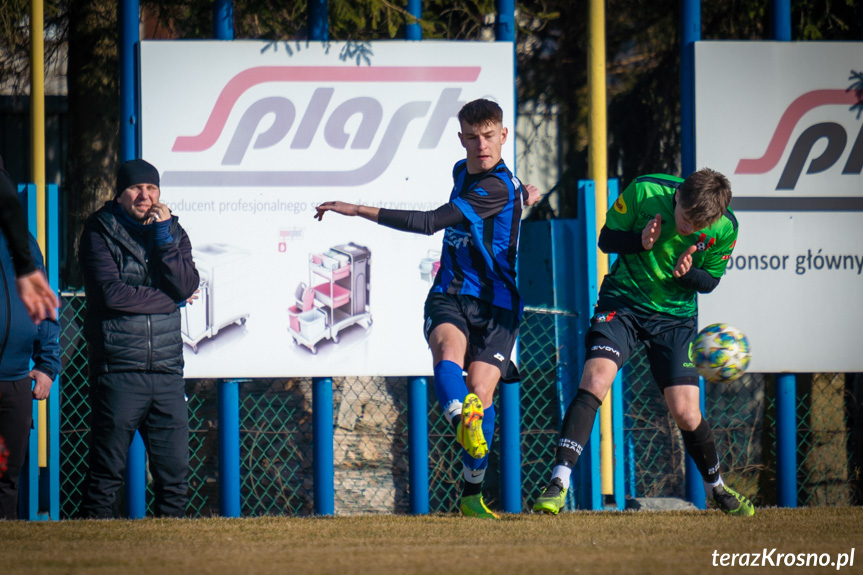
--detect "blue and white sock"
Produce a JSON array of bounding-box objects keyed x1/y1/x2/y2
[{"x1": 433, "y1": 360, "x2": 468, "y2": 424}]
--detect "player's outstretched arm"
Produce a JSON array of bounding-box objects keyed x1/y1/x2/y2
[
  {"x1": 641, "y1": 213, "x2": 662, "y2": 250},
  {"x1": 314, "y1": 201, "x2": 380, "y2": 223}
]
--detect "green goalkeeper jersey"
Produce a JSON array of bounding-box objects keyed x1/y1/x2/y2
[{"x1": 600, "y1": 174, "x2": 738, "y2": 318}]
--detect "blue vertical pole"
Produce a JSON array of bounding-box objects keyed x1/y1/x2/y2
[
  {"x1": 308, "y1": 0, "x2": 328, "y2": 41},
  {"x1": 776, "y1": 374, "x2": 797, "y2": 507},
  {"x1": 406, "y1": 0, "x2": 421, "y2": 40},
  {"x1": 685, "y1": 378, "x2": 707, "y2": 508},
  {"x1": 312, "y1": 377, "x2": 334, "y2": 515},
  {"x1": 494, "y1": 0, "x2": 515, "y2": 41},
  {"x1": 407, "y1": 377, "x2": 429, "y2": 514},
  {"x1": 494, "y1": 0, "x2": 521, "y2": 514},
  {"x1": 607, "y1": 179, "x2": 625, "y2": 511},
  {"x1": 500, "y1": 381, "x2": 521, "y2": 513},
  {"x1": 218, "y1": 380, "x2": 241, "y2": 517},
  {"x1": 119, "y1": 0, "x2": 138, "y2": 163},
  {"x1": 577, "y1": 180, "x2": 602, "y2": 511},
  {"x1": 770, "y1": 0, "x2": 791, "y2": 41},
  {"x1": 680, "y1": 0, "x2": 699, "y2": 177},
  {"x1": 120, "y1": 0, "x2": 146, "y2": 519},
  {"x1": 46, "y1": 183, "x2": 59, "y2": 520},
  {"x1": 213, "y1": 0, "x2": 233, "y2": 40},
  {"x1": 770, "y1": 0, "x2": 796, "y2": 511}
]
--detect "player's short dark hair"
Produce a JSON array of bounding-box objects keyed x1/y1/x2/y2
[
  {"x1": 458, "y1": 99, "x2": 503, "y2": 128},
  {"x1": 678, "y1": 168, "x2": 732, "y2": 227}
]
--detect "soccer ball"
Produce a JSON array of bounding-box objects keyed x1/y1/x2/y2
[{"x1": 691, "y1": 323, "x2": 751, "y2": 383}]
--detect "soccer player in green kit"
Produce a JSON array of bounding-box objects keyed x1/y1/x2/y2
[{"x1": 532, "y1": 168, "x2": 755, "y2": 516}]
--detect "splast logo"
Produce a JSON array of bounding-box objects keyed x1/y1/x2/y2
[
  {"x1": 735, "y1": 87, "x2": 863, "y2": 190},
  {"x1": 162, "y1": 65, "x2": 481, "y2": 188}
]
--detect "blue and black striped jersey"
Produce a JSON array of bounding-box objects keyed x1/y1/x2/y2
[{"x1": 430, "y1": 159, "x2": 527, "y2": 317}]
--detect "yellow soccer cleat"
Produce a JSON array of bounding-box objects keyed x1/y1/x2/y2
[
  {"x1": 460, "y1": 494, "x2": 499, "y2": 519},
  {"x1": 456, "y1": 394, "x2": 488, "y2": 459},
  {"x1": 710, "y1": 484, "x2": 755, "y2": 516}
]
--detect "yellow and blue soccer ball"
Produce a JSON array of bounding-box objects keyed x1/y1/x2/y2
[{"x1": 691, "y1": 323, "x2": 751, "y2": 383}]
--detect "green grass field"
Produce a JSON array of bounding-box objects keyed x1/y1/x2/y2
[{"x1": 3, "y1": 507, "x2": 861, "y2": 574}]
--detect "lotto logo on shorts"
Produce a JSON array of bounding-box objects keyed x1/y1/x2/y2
[
  {"x1": 593, "y1": 311, "x2": 616, "y2": 323},
  {"x1": 493, "y1": 353, "x2": 505, "y2": 362}
]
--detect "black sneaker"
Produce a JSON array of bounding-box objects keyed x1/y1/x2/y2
[
  {"x1": 532, "y1": 477, "x2": 567, "y2": 514},
  {"x1": 710, "y1": 484, "x2": 755, "y2": 516}
]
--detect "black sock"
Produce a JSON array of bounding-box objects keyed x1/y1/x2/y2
[
  {"x1": 451, "y1": 414, "x2": 462, "y2": 429},
  {"x1": 462, "y1": 480, "x2": 482, "y2": 497},
  {"x1": 554, "y1": 389, "x2": 602, "y2": 467},
  {"x1": 680, "y1": 418, "x2": 721, "y2": 484}
]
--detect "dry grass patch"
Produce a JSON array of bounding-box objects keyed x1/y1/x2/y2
[{"x1": 2, "y1": 507, "x2": 861, "y2": 574}]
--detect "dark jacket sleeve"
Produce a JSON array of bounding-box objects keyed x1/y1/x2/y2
[
  {"x1": 153, "y1": 222, "x2": 199, "y2": 302},
  {"x1": 598, "y1": 225, "x2": 645, "y2": 255},
  {"x1": 79, "y1": 219, "x2": 179, "y2": 314},
  {"x1": 27, "y1": 235, "x2": 60, "y2": 378},
  {"x1": 378, "y1": 203, "x2": 465, "y2": 236},
  {"x1": 676, "y1": 266, "x2": 721, "y2": 293},
  {"x1": 0, "y1": 169, "x2": 36, "y2": 276}
]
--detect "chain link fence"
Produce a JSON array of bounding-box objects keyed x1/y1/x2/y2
[{"x1": 57, "y1": 293, "x2": 860, "y2": 517}]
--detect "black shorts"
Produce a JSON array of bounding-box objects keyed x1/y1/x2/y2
[
  {"x1": 423, "y1": 292, "x2": 520, "y2": 383},
  {"x1": 585, "y1": 298, "x2": 699, "y2": 390}
]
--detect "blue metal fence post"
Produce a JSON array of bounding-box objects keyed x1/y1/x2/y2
[
  {"x1": 119, "y1": 0, "x2": 139, "y2": 164},
  {"x1": 576, "y1": 180, "x2": 602, "y2": 510},
  {"x1": 500, "y1": 380, "x2": 521, "y2": 513},
  {"x1": 406, "y1": 0, "x2": 421, "y2": 40},
  {"x1": 309, "y1": 0, "x2": 328, "y2": 41},
  {"x1": 680, "y1": 0, "x2": 699, "y2": 177},
  {"x1": 493, "y1": 0, "x2": 521, "y2": 514},
  {"x1": 407, "y1": 377, "x2": 429, "y2": 514},
  {"x1": 213, "y1": 0, "x2": 233, "y2": 40},
  {"x1": 218, "y1": 379, "x2": 241, "y2": 517},
  {"x1": 770, "y1": 0, "x2": 797, "y2": 513},
  {"x1": 607, "y1": 179, "x2": 625, "y2": 511},
  {"x1": 312, "y1": 377, "x2": 334, "y2": 515},
  {"x1": 685, "y1": 378, "x2": 707, "y2": 509},
  {"x1": 771, "y1": 0, "x2": 791, "y2": 41},
  {"x1": 776, "y1": 374, "x2": 797, "y2": 507},
  {"x1": 120, "y1": 0, "x2": 146, "y2": 519},
  {"x1": 46, "y1": 183, "x2": 60, "y2": 520}
]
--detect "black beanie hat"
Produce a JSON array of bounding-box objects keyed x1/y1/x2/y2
[{"x1": 116, "y1": 159, "x2": 160, "y2": 197}]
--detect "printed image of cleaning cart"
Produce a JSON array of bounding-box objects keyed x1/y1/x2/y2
[
  {"x1": 182, "y1": 243, "x2": 252, "y2": 353},
  {"x1": 288, "y1": 243, "x2": 372, "y2": 354}
]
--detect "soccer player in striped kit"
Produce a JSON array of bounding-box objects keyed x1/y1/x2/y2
[{"x1": 315, "y1": 99, "x2": 541, "y2": 518}]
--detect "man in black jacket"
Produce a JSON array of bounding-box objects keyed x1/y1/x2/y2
[
  {"x1": 78, "y1": 159, "x2": 199, "y2": 518},
  {"x1": 0, "y1": 230, "x2": 60, "y2": 519}
]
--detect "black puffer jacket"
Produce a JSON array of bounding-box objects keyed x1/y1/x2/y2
[{"x1": 79, "y1": 202, "x2": 199, "y2": 375}]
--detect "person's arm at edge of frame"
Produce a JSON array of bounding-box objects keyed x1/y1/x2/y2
[
  {"x1": 0, "y1": 168, "x2": 58, "y2": 323},
  {"x1": 27, "y1": 235, "x2": 60, "y2": 400}
]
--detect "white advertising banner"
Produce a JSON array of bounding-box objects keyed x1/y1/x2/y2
[
  {"x1": 140, "y1": 41, "x2": 515, "y2": 377},
  {"x1": 695, "y1": 42, "x2": 863, "y2": 372}
]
